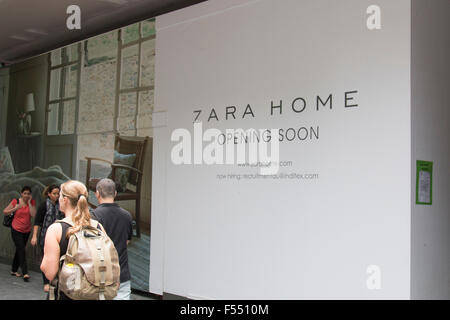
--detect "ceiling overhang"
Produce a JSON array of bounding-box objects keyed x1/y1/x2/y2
[{"x1": 0, "y1": 0, "x2": 206, "y2": 65}]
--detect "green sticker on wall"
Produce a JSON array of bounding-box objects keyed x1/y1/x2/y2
[{"x1": 416, "y1": 160, "x2": 433, "y2": 205}]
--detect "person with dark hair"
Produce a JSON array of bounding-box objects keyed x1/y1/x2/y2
[
  {"x1": 31, "y1": 184, "x2": 63, "y2": 292},
  {"x1": 92, "y1": 178, "x2": 133, "y2": 300},
  {"x1": 2, "y1": 186, "x2": 36, "y2": 282}
]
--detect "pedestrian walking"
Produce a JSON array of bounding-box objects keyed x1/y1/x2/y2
[
  {"x1": 2, "y1": 186, "x2": 36, "y2": 282},
  {"x1": 30, "y1": 184, "x2": 63, "y2": 292},
  {"x1": 92, "y1": 178, "x2": 133, "y2": 300}
]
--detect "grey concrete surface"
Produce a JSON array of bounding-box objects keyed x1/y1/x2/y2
[{"x1": 0, "y1": 260, "x2": 45, "y2": 300}]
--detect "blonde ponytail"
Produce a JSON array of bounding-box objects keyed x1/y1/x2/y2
[{"x1": 60, "y1": 180, "x2": 91, "y2": 238}]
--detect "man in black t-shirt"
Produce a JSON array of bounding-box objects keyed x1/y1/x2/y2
[{"x1": 91, "y1": 178, "x2": 133, "y2": 300}]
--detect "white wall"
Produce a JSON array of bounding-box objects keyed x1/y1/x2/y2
[
  {"x1": 151, "y1": 0, "x2": 412, "y2": 299},
  {"x1": 411, "y1": 0, "x2": 450, "y2": 300}
]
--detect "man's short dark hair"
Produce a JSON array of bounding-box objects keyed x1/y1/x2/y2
[{"x1": 96, "y1": 178, "x2": 116, "y2": 199}]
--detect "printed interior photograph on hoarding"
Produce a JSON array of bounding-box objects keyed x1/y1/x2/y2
[{"x1": 0, "y1": 18, "x2": 155, "y2": 293}]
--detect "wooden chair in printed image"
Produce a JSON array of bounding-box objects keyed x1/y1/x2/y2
[{"x1": 85, "y1": 134, "x2": 150, "y2": 238}]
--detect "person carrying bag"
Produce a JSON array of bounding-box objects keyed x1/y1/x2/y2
[
  {"x1": 3, "y1": 198, "x2": 19, "y2": 227},
  {"x1": 2, "y1": 186, "x2": 36, "y2": 282},
  {"x1": 41, "y1": 180, "x2": 120, "y2": 300}
]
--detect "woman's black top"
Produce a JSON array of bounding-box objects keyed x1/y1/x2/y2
[
  {"x1": 34, "y1": 202, "x2": 47, "y2": 227},
  {"x1": 57, "y1": 221, "x2": 71, "y2": 300}
]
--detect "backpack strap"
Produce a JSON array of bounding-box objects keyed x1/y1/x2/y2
[
  {"x1": 89, "y1": 219, "x2": 108, "y2": 300},
  {"x1": 89, "y1": 219, "x2": 107, "y2": 233},
  {"x1": 55, "y1": 218, "x2": 74, "y2": 227},
  {"x1": 49, "y1": 280, "x2": 57, "y2": 300}
]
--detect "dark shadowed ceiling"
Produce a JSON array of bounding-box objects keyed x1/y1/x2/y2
[{"x1": 0, "y1": 0, "x2": 206, "y2": 65}]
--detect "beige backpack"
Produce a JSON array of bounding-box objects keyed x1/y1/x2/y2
[{"x1": 49, "y1": 219, "x2": 121, "y2": 300}]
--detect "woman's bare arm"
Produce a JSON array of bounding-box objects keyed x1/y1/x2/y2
[
  {"x1": 3, "y1": 201, "x2": 19, "y2": 215},
  {"x1": 29, "y1": 199, "x2": 36, "y2": 217},
  {"x1": 40, "y1": 223, "x2": 62, "y2": 281}
]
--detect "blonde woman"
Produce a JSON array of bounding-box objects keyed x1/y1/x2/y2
[{"x1": 40, "y1": 180, "x2": 91, "y2": 300}]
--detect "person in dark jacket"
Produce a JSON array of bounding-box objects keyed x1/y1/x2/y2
[{"x1": 31, "y1": 184, "x2": 63, "y2": 293}]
